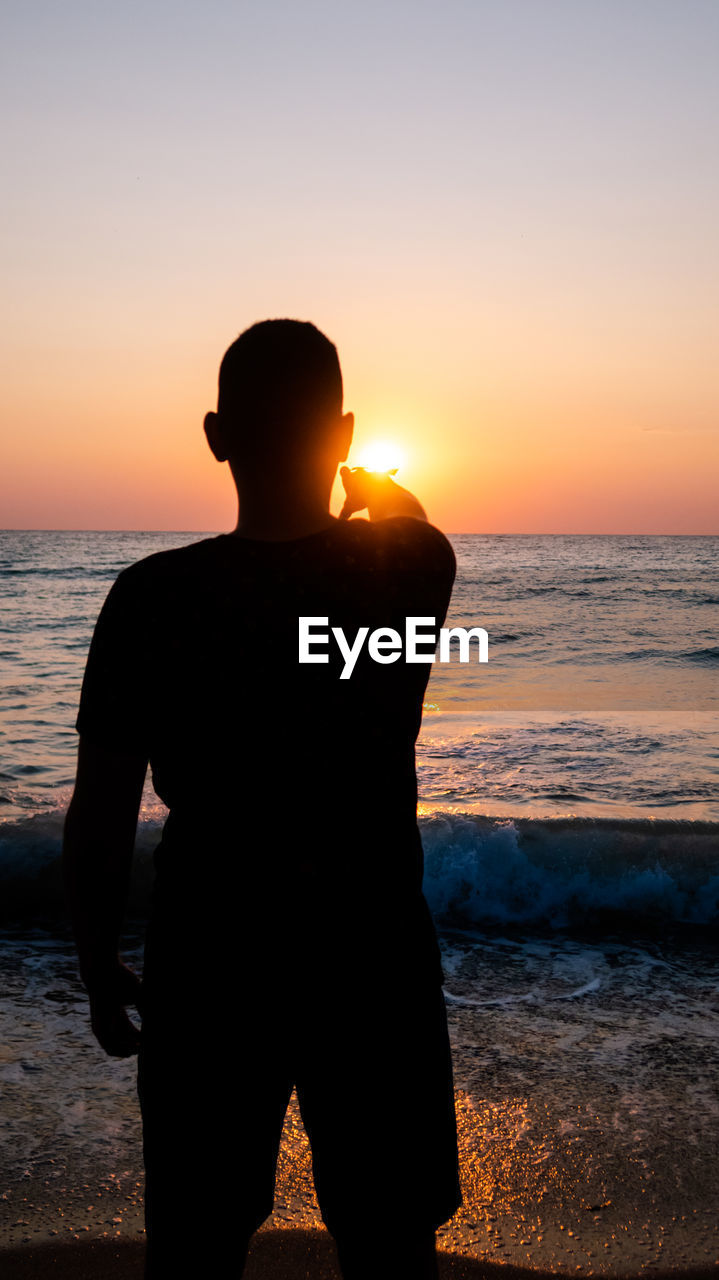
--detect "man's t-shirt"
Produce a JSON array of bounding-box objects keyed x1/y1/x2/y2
[{"x1": 75, "y1": 515, "x2": 456, "y2": 981}]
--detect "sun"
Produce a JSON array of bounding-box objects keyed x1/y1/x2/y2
[{"x1": 354, "y1": 440, "x2": 405, "y2": 475}]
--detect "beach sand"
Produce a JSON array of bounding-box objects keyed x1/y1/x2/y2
[
  {"x1": 2, "y1": 1229, "x2": 719, "y2": 1279},
  {"x1": 2, "y1": 1085, "x2": 718, "y2": 1278},
  {"x1": 2, "y1": 927, "x2": 718, "y2": 1276}
]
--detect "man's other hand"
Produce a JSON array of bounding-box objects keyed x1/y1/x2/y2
[
  {"x1": 339, "y1": 466, "x2": 427, "y2": 522},
  {"x1": 87, "y1": 960, "x2": 143, "y2": 1057},
  {"x1": 339, "y1": 466, "x2": 391, "y2": 519}
]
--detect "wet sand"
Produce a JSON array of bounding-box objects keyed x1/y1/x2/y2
[
  {"x1": 2, "y1": 1084, "x2": 718, "y2": 1276},
  {"x1": 2, "y1": 928, "x2": 718, "y2": 1275},
  {"x1": 2, "y1": 1231, "x2": 719, "y2": 1279}
]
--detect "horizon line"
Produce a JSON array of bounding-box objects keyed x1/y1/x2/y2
[{"x1": 1, "y1": 528, "x2": 717, "y2": 538}]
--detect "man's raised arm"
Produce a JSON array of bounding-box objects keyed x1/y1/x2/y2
[
  {"x1": 339, "y1": 466, "x2": 428, "y2": 522},
  {"x1": 62, "y1": 736, "x2": 148, "y2": 1057}
]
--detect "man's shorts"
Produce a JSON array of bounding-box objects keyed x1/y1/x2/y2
[{"x1": 137, "y1": 887, "x2": 462, "y2": 1263}]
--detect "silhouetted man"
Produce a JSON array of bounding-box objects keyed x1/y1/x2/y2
[{"x1": 63, "y1": 319, "x2": 462, "y2": 1278}]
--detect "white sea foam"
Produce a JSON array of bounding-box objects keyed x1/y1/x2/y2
[{"x1": 421, "y1": 811, "x2": 719, "y2": 928}]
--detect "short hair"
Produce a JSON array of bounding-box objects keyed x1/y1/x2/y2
[{"x1": 217, "y1": 319, "x2": 343, "y2": 450}]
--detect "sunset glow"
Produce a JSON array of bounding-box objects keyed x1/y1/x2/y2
[
  {"x1": 354, "y1": 441, "x2": 405, "y2": 476},
  {"x1": 1, "y1": 2, "x2": 717, "y2": 533}
]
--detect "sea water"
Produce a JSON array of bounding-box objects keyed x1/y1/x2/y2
[
  {"x1": 1, "y1": 529, "x2": 718, "y2": 1264},
  {"x1": 2, "y1": 530, "x2": 717, "y2": 922}
]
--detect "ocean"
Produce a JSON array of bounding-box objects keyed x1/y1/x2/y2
[{"x1": 1, "y1": 529, "x2": 718, "y2": 1269}]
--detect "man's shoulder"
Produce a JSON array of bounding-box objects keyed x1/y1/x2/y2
[
  {"x1": 340, "y1": 515, "x2": 453, "y2": 548},
  {"x1": 340, "y1": 517, "x2": 456, "y2": 573}
]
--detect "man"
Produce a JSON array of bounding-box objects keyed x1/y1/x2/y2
[{"x1": 63, "y1": 319, "x2": 461, "y2": 1278}]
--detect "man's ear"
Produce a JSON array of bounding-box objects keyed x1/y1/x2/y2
[
  {"x1": 336, "y1": 410, "x2": 354, "y2": 462},
  {"x1": 204, "y1": 411, "x2": 228, "y2": 463}
]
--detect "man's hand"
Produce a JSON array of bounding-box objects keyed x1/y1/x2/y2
[
  {"x1": 339, "y1": 466, "x2": 427, "y2": 522},
  {"x1": 87, "y1": 959, "x2": 144, "y2": 1057},
  {"x1": 338, "y1": 466, "x2": 394, "y2": 519}
]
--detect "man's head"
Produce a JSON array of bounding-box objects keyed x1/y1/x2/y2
[{"x1": 204, "y1": 320, "x2": 353, "y2": 483}]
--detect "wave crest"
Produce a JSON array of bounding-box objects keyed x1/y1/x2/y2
[{"x1": 421, "y1": 812, "x2": 719, "y2": 928}]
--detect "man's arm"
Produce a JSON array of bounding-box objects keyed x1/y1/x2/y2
[
  {"x1": 339, "y1": 466, "x2": 428, "y2": 522},
  {"x1": 62, "y1": 735, "x2": 148, "y2": 1057}
]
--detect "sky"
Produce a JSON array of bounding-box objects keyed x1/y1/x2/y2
[{"x1": 2, "y1": 0, "x2": 718, "y2": 533}]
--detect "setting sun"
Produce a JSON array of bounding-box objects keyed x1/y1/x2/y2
[{"x1": 354, "y1": 440, "x2": 405, "y2": 475}]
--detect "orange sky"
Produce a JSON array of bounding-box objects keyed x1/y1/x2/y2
[{"x1": 2, "y1": 2, "x2": 718, "y2": 533}]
